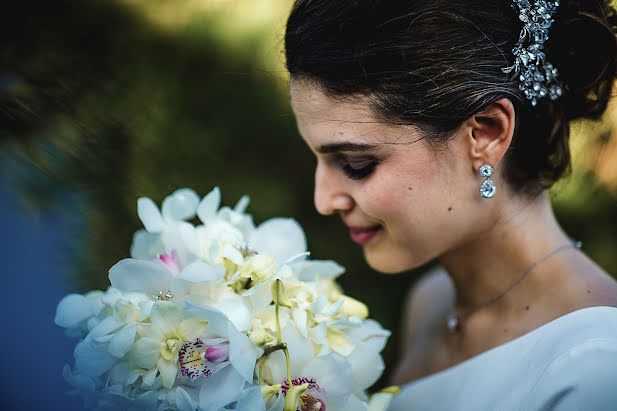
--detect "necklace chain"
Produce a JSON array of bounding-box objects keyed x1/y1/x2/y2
[{"x1": 446, "y1": 240, "x2": 582, "y2": 333}]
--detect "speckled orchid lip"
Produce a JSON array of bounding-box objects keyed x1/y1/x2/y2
[
  {"x1": 281, "y1": 376, "x2": 327, "y2": 411},
  {"x1": 178, "y1": 338, "x2": 229, "y2": 380}
]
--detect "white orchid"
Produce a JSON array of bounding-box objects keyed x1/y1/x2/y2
[
  {"x1": 56, "y1": 188, "x2": 393, "y2": 410},
  {"x1": 55, "y1": 290, "x2": 106, "y2": 338},
  {"x1": 131, "y1": 301, "x2": 208, "y2": 389},
  {"x1": 182, "y1": 301, "x2": 261, "y2": 410},
  {"x1": 109, "y1": 254, "x2": 225, "y2": 304},
  {"x1": 131, "y1": 188, "x2": 201, "y2": 265}
]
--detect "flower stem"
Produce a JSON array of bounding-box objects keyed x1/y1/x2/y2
[
  {"x1": 275, "y1": 304, "x2": 282, "y2": 345},
  {"x1": 274, "y1": 299, "x2": 293, "y2": 389},
  {"x1": 258, "y1": 356, "x2": 266, "y2": 386},
  {"x1": 283, "y1": 346, "x2": 292, "y2": 387}
]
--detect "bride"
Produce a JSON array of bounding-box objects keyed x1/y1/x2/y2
[{"x1": 284, "y1": 0, "x2": 617, "y2": 409}]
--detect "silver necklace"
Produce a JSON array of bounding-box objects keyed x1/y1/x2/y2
[{"x1": 446, "y1": 241, "x2": 582, "y2": 333}]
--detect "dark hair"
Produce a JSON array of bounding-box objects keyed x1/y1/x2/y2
[{"x1": 285, "y1": 0, "x2": 617, "y2": 195}]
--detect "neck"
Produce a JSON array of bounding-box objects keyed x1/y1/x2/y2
[{"x1": 438, "y1": 191, "x2": 572, "y2": 315}]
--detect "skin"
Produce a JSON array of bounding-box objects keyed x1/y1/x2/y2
[{"x1": 290, "y1": 78, "x2": 617, "y2": 384}]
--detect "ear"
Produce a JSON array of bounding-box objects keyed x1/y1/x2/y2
[{"x1": 466, "y1": 98, "x2": 515, "y2": 172}]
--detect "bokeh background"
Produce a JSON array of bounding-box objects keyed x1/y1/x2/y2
[{"x1": 1, "y1": 0, "x2": 617, "y2": 409}]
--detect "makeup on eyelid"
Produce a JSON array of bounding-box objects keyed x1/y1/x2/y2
[{"x1": 339, "y1": 155, "x2": 379, "y2": 180}]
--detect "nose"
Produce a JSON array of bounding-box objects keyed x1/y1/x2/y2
[{"x1": 314, "y1": 162, "x2": 354, "y2": 215}]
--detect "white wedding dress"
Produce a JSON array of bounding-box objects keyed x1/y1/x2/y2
[{"x1": 388, "y1": 306, "x2": 617, "y2": 411}]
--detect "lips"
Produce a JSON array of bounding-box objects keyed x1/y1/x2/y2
[{"x1": 348, "y1": 225, "x2": 383, "y2": 245}]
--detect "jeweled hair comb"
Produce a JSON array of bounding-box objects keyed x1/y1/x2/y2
[{"x1": 502, "y1": 0, "x2": 563, "y2": 106}]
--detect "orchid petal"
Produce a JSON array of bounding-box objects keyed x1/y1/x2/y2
[
  {"x1": 323, "y1": 299, "x2": 344, "y2": 317},
  {"x1": 267, "y1": 388, "x2": 285, "y2": 411},
  {"x1": 176, "y1": 318, "x2": 208, "y2": 341},
  {"x1": 183, "y1": 301, "x2": 229, "y2": 337},
  {"x1": 54, "y1": 294, "x2": 95, "y2": 328},
  {"x1": 175, "y1": 261, "x2": 225, "y2": 283},
  {"x1": 109, "y1": 259, "x2": 172, "y2": 295},
  {"x1": 281, "y1": 322, "x2": 313, "y2": 378},
  {"x1": 74, "y1": 339, "x2": 118, "y2": 377},
  {"x1": 228, "y1": 321, "x2": 259, "y2": 382},
  {"x1": 234, "y1": 195, "x2": 250, "y2": 214},
  {"x1": 161, "y1": 188, "x2": 199, "y2": 221},
  {"x1": 93, "y1": 335, "x2": 113, "y2": 343},
  {"x1": 176, "y1": 387, "x2": 195, "y2": 411},
  {"x1": 347, "y1": 344, "x2": 385, "y2": 391},
  {"x1": 302, "y1": 353, "x2": 353, "y2": 407},
  {"x1": 142, "y1": 367, "x2": 158, "y2": 386},
  {"x1": 139, "y1": 300, "x2": 154, "y2": 320},
  {"x1": 178, "y1": 222, "x2": 200, "y2": 258},
  {"x1": 347, "y1": 319, "x2": 391, "y2": 352},
  {"x1": 235, "y1": 385, "x2": 266, "y2": 411},
  {"x1": 131, "y1": 337, "x2": 160, "y2": 369},
  {"x1": 62, "y1": 364, "x2": 96, "y2": 393},
  {"x1": 108, "y1": 323, "x2": 137, "y2": 358},
  {"x1": 296, "y1": 260, "x2": 345, "y2": 281},
  {"x1": 249, "y1": 218, "x2": 307, "y2": 264},
  {"x1": 265, "y1": 350, "x2": 287, "y2": 386},
  {"x1": 213, "y1": 293, "x2": 252, "y2": 333},
  {"x1": 292, "y1": 309, "x2": 308, "y2": 338},
  {"x1": 221, "y1": 244, "x2": 245, "y2": 265},
  {"x1": 161, "y1": 221, "x2": 199, "y2": 265},
  {"x1": 308, "y1": 295, "x2": 343, "y2": 316},
  {"x1": 158, "y1": 357, "x2": 179, "y2": 389},
  {"x1": 368, "y1": 392, "x2": 395, "y2": 411},
  {"x1": 245, "y1": 282, "x2": 273, "y2": 312},
  {"x1": 197, "y1": 187, "x2": 221, "y2": 224},
  {"x1": 130, "y1": 229, "x2": 164, "y2": 260},
  {"x1": 327, "y1": 327, "x2": 355, "y2": 356},
  {"x1": 150, "y1": 302, "x2": 183, "y2": 334},
  {"x1": 108, "y1": 361, "x2": 131, "y2": 385},
  {"x1": 198, "y1": 363, "x2": 244, "y2": 411},
  {"x1": 309, "y1": 322, "x2": 327, "y2": 346},
  {"x1": 205, "y1": 344, "x2": 230, "y2": 363},
  {"x1": 137, "y1": 197, "x2": 166, "y2": 232},
  {"x1": 86, "y1": 316, "x2": 123, "y2": 340},
  {"x1": 341, "y1": 394, "x2": 370, "y2": 411}
]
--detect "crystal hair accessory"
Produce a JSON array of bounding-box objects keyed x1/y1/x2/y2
[{"x1": 502, "y1": 0, "x2": 563, "y2": 106}]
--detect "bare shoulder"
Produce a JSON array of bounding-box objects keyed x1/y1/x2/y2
[
  {"x1": 400, "y1": 266, "x2": 455, "y2": 349},
  {"x1": 390, "y1": 266, "x2": 455, "y2": 384}
]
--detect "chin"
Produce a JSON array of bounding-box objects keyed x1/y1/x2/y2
[{"x1": 363, "y1": 247, "x2": 421, "y2": 274}]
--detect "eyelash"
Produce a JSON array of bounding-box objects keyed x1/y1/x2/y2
[{"x1": 337, "y1": 156, "x2": 379, "y2": 180}]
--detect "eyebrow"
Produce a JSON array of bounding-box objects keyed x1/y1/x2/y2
[{"x1": 316, "y1": 142, "x2": 377, "y2": 153}]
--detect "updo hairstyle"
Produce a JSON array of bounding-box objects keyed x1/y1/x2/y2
[{"x1": 285, "y1": 0, "x2": 617, "y2": 196}]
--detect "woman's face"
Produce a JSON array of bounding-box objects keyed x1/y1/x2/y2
[{"x1": 290, "y1": 80, "x2": 490, "y2": 273}]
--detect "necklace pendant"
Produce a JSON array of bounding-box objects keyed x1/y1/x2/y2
[{"x1": 446, "y1": 313, "x2": 460, "y2": 333}]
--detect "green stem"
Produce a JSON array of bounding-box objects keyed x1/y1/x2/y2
[
  {"x1": 258, "y1": 356, "x2": 266, "y2": 386},
  {"x1": 283, "y1": 346, "x2": 293, "y2": 387},
  {"x1": 274, "y1": 301, "x2": 293, "y2": 388},
  {"x1": 275, "y1": 304, "x2": 282, "y2": 345}
]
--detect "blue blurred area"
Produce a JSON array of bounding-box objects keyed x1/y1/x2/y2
[{"x1": 0, "y1": 181, "x2": 84, "y2": 410}]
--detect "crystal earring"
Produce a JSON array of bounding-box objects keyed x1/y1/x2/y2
[{"x1": 479, "y1": 164, "x2": 496, "y2": 199}]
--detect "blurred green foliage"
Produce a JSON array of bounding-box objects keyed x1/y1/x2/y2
[{"x1": 1, "y1": 0, "x2": 616, "y2": 390}]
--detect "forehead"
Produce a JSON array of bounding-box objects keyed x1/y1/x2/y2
[
  {"x1": 289, "y1": 79, "x2": 420, "y2": 148},
  {"x1": 290, "y1": 79, "x2": 375, "y2": 123},
  {"x1": 290, "y1": 80, "x2": 384, "y2": 146},
  {"x1": 290, "y1": 80, "x2": 377, "y2": 142}
]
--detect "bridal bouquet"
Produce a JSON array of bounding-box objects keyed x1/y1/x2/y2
[{"x1": 55, "y1": 188, "x2": 396, "y2": 410}]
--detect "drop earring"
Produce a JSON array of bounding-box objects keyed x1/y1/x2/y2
[{"x1": 479, "y1": 164, "x2": 496, "y2": 199}]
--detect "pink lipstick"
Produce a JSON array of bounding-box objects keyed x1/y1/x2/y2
[{"x1": 349, "y1": 225, "x2": 383, "y2": 245}]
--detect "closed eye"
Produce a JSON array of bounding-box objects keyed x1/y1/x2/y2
[{"x1": 337, "y1": 155, "x2": 378, "y2": 180}]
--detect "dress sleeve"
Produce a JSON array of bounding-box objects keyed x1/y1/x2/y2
[{"x1": 528, "y1": 338, "x2": 617, "y2": 410}]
